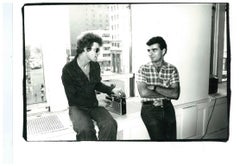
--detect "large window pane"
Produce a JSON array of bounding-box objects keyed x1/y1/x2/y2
[
  {"x1": 25, "y1": 45, "x2": 46, "y2": 105},
  {"x1": 69, "y1": 4, "x2": 131, "y2": 75}
]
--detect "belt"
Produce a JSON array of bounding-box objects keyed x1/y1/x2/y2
[{"x1": 142, "y1": 100, "x2": 165, "y2": 107}]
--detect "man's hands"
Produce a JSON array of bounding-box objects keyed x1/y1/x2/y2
[
  {"x1": 112, "y1": 87, "x2": 125, "y2": 98},
  {"x1": 98, "y1": 98, "x2": 112, "y2": 107},
  {"x1": 147, "y1": 85, "x2": 163, "y2": 106},
  {"x1": 97, "y1": 85, "x2": 125, "y2": 107},
  {"x1": 147, "y1": 85, "x2": 155, "y2": 91}
]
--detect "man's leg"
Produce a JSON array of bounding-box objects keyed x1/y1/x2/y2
[
  {"x1": 69, "y1": 106, "x2": 97, "y2": 141},
  {"x1": 141, "y1": 104, "x2": 166, "y2": 140},
  {"x1": 90, "y1": 106, "x2": 117, "y2": 140},
  {"x1": 163, "y1": 101, "x2": 177, "y2": 140}
]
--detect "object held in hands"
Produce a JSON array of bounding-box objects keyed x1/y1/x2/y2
[{"x1": 105, "y1": 95, "x2": 126, "y2": 115}]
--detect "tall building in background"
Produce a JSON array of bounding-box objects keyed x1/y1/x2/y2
[
  {"x1": 109, "y1": 5, "x2": 131, "y2": 73},
  {"x1": 69, "y1": 5, "x2": 110, "y2": 55},
  {"x1": 68, "y1": 4, "x2": 131, "y2": 75}
]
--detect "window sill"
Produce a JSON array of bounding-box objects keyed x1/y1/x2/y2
[{"x1": 102, "y1": 73, "x2": 134, "y2": 80}]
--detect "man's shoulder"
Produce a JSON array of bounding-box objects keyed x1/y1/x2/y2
[
  {"x1": 62, "y1": 59, "x2": 75, "y2": 71},
  {"x1": 139, "y1": 62, "x2": 152, "y2": 69},
  {"x1": 163, "y1": 61, "x2": 177, "y2": 70}
]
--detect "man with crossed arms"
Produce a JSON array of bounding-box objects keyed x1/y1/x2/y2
[{"x1": 136, "y1": 36, "x2": 180, "y2": 141}]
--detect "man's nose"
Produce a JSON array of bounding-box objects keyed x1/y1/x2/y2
[{"x1": 148, "y1": 50, "x2": 154, "y2": 55}]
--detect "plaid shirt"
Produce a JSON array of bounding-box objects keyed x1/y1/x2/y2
[{"x1": 136, "y1": 61, "x2": 179, "y2": 102}]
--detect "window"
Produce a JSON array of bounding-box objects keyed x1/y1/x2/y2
[
  {"x1": 103, "y1": 41, "x2": 110, "y2": 44},
  {"x1": 210, "y1": 3, "x2": 228, "y2": 83},
  {"x1": 25, "y1": 45, "x2": 46, "y2": 105},
  {"x1": 69, "y1": 4, "x2": 131, "y2": 75},
  {"x1": 104, "y1": 47, "x2": 110, "y2": 51},
  {"x1": 102, "y1": 33, "x2": 110, "y2": 37},
  {"x1": 103, "y1": 53, "x2": 110, "y2": 57}
]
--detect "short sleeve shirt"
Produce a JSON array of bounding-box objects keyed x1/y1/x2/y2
[{"x1": 136, "y1": 61, "x2": 179, "y2": 102}]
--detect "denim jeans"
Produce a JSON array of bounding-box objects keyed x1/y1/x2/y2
[
  {"x1": 69, "y1": 106, "x2": 117, "y2": 141},
  {"x1": 141, "y1": 100, "x2": 176, "y2": 141}
]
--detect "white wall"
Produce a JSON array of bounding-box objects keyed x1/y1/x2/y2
[
  {"x1": 24, "y1": 6, "x2": 70, "y2": 111},
  {"x1": 131, "y1": 4, "x2": 212, "y2": 105}
]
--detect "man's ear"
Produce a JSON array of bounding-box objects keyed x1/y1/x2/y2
[{"x1": 162, "y1": 48, "x2": 166, "y2": 56}]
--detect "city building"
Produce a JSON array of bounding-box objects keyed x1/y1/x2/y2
[
  {"x1": 69, "y1": 5, "x2": 110, "y2": 56},
  {"x1": 109, "y1": 4, "x2": 131, "y2": 74},
  {"x1": 68, "y1": 5, "x2": 131, "y2": 75}
]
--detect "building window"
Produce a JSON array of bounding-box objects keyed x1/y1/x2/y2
[
  {"x1": 103, "y1": 54, "x2": 110, "y2": 57},
  {"x1": 104, "y1": 47, "x2": 110, "y2": 51}
]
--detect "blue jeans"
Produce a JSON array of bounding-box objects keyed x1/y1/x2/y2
[
  {"x1": 69, "y1": 106, "x2": 117, "y2": 141},
  {"x1": 141, "y1": 100, "x2": 176, "y2": 141}
]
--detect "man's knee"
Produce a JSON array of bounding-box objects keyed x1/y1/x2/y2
[
  {"x1": 74, "y1": 125, "x2": 93, "y2": 133},
  {"x1": 99, "y1": 118, "x2": 117, "y2": 131},
  {"x1": 74, "y1": 125, "x2": 97, "y2": 141},
  {"x1": 72, "y1": 120, "x2": 95, "y2": 134}
]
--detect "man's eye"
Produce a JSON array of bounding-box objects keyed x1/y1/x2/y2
[{"x1": 87, "y1": 48, "x2": 91, "y2": 52}]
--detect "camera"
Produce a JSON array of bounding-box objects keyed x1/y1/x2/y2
[{"x1": 105, "y1": 95, "x2": 126, "y2": 115}]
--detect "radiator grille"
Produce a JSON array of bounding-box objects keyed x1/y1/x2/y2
[{"x1": 27, "y1": 115, "x2": 67, "y2": 135}]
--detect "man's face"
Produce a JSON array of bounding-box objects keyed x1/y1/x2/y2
[
  {"x1": 147, "y1": 43, "x2": 165, "y2": 62},
  {"x1": 86, "y1": 42, "x2": 100, "y2": 62}
]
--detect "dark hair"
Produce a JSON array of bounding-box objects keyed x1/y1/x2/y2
[
  {"x1": 76, "y1": 33, "x2": 103, "y2": 57},
  {"x1": 146, "y1": 36, "x2": 167, "y2": 54}
]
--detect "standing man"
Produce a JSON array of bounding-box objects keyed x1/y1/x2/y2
[
  {"x1": 61, "y1": 33, "x2": 124, "y2": 141},
  {"x1": 136, "y1": 36, "x2": 180, "y2": 141}
]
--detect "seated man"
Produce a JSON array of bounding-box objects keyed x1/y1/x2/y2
[{"x1": 61, "y1": 33, "x2": 124, "y2": 141}]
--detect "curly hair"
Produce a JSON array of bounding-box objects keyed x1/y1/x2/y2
[
  {"x1": 76, "y1": 33, "x2": 103, "y2": 57},
  {"x1": 146, "y1": 36, "x2": 167, "y2": 55}
]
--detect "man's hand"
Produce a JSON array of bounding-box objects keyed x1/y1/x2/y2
[
  {"x1": 112, "y1": 87, "x2": 125, "y2": 98},
  {"x1": 147, "y1": 85, "x2": 155, "y2": 91},
  {"x1": 98, "y1": 98, "x2": 112, "y2": 107}
]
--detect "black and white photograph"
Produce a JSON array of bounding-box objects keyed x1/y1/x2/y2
[
  {"x1": 23, "y1": 3, "x2": 230, "y2": 142},
  {"x1": 2, "y1": 1, "x2": 240, "y2": 166}
]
